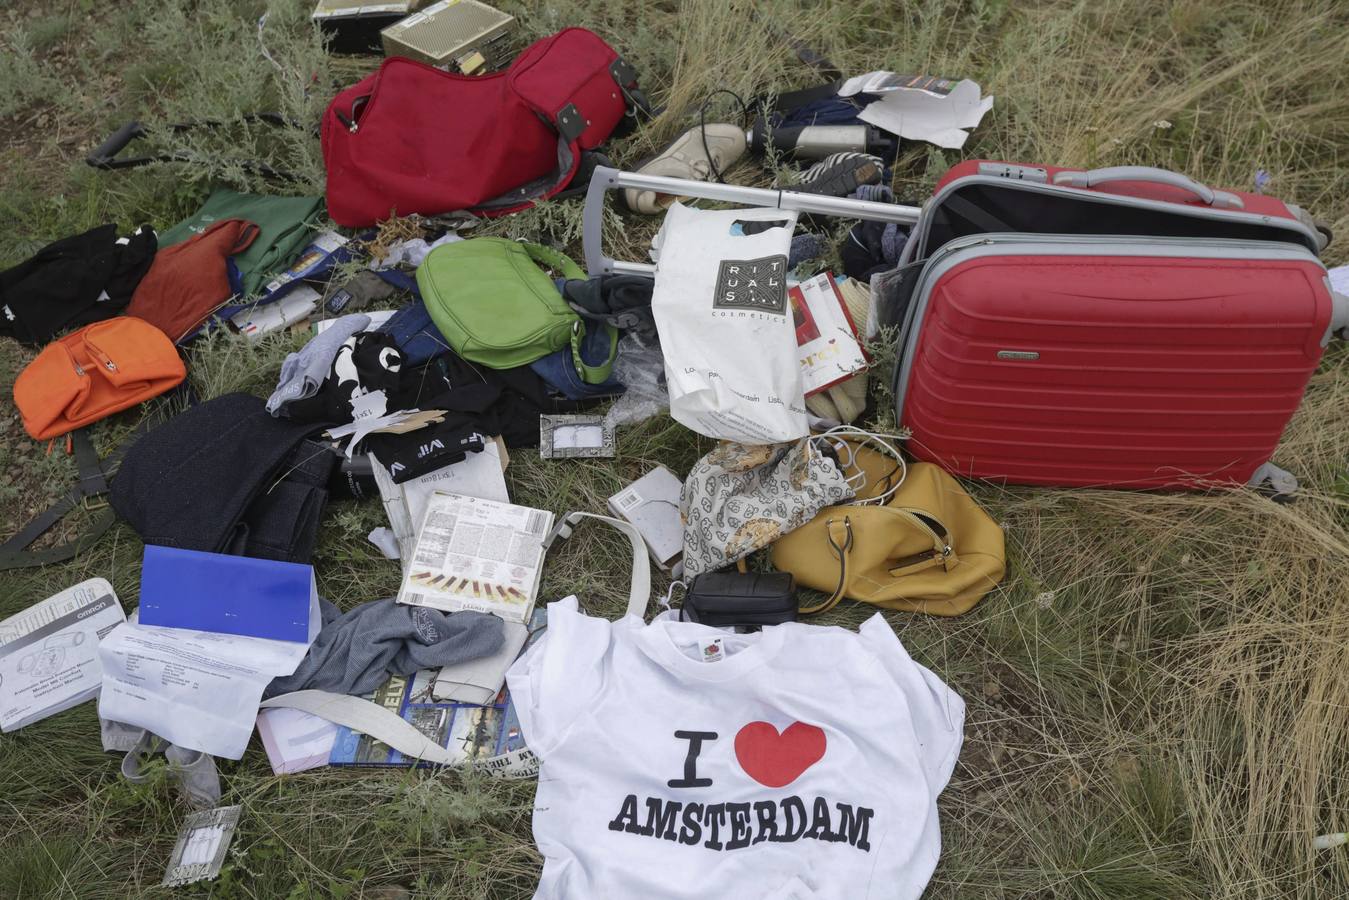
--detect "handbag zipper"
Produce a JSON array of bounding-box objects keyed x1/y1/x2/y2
[{"x1": 888, "y1": 507, "x2": 952, "y2": 558}]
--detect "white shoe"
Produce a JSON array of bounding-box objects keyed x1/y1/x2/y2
[{"x1": 624, "y1": 124, "x2": 748, "y2": 215}]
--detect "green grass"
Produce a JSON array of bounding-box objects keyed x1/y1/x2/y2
[{"x1": 2, "y1": 0, "x2": 1348, "y2": 897}]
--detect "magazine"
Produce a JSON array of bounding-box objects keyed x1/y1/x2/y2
[{"x1": 397, "y1": 492, "x2": 553, "y2": 624}]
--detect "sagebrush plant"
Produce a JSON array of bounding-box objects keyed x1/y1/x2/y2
[{"x1": 1, "y1": 0, "x2": 1348, "y2": 897}]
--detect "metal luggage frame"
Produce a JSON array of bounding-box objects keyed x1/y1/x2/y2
[{"x1": 581, "y1": 165, "x2": 922, "y2": 276}]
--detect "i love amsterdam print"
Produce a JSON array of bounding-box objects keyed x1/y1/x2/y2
[{"x1": 607, "y1": 721, "x2": 874, "y2": 852}]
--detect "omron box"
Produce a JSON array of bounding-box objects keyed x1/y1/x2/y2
[
  {"x1": 313, "y1": 1, "x2": 427, "y2": 54},
  {"x1": 380, "y1": 0, "x2": 516, "y2": 71}
]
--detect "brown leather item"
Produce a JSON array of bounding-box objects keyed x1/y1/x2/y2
[
  {"x1": 13, "y1": 316, "x2": 186, "y2": 441},
  {"x1": 126, "y1": 218, "x2": 258, "y2": 342},
  {"x1": 771, "y1": 440, "x2": 1006, "y2": 616}
]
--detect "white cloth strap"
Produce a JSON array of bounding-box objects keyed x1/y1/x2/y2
[
  {"x1": 261, "y1": 511, "x2": 651, "y2": 772},
  {"x1": 541, "y1": 511, "x2": 651, "y2": 620}
]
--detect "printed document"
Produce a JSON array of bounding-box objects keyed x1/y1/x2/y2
[{"x1": 0, "y1": 578, "x2": 125, "y2": 732}]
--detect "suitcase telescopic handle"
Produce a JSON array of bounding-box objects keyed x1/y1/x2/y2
[
  {"x1": 582, "y1": 165, "x2": 921, "y2": 276},
  {"x1": 1052, "y1": 166, "x2": 1245, "y2": 211}
]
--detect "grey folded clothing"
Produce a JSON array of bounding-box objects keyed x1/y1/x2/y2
[
  {"x1": 267, "y1": 313, "x2": 371, "y2": 415},
  {"x1": 264, "y1": 597, "x2": 504, "y2": 698}
]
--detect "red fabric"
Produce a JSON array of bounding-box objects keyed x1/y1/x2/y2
[
  {"x1": 900, "y1": 253, "x2": 1332, "y2": 488},
  {"x1": 322, "y1": 28, "x2": 628, "y2": 227},
  {"x1": 126, "y1": 219, "x2": 257, "y2": 343},
  {"x1": 937, "y1": 159, "x2": 1297, "y2": 222}
]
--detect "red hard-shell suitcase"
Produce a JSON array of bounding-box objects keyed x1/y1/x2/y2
[{"x1": 887, "y1": 162, "x2": 1348, "y2": 490}]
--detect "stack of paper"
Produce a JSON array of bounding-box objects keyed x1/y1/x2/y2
[
  {"x1": 370, "y1": 438, "x2": 510, "y2": 563},
  {"x1": 98, "y1": 547, "x2": 321, "y2": 760}
]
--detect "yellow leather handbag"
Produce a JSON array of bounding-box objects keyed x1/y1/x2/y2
[{"x1": 770, "y1": 440, "x2": 1005, "y2": 616}]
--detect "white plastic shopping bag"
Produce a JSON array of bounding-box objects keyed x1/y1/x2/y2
[{"x1": 650, "y1": 203, "x2": 808, "y2": 444}]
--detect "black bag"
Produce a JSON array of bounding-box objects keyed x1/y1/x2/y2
[{"x1": 680, "y1": 571, "x2": 798, "y2": 628}]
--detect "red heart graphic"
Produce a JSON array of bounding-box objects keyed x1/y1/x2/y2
[{"x1": 734, "y1": 721, "x2": 827, "y2": 788}]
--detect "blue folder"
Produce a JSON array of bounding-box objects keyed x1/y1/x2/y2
[{"x1": 138, "y1": 546, "x2": 316, "y2": 643}]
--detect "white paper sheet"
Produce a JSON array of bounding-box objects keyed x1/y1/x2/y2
[
  {"x1": 371, "y1": 441, "x2": 510, "y2": 562},
  {"x1": 0, "y1": 579, "x2": 126, "y2": 732},
  {"x1": 255, "y1": 707, "x2": 339, "y2": 774},
  {"x1": 97, "y1": 621, "x2": 313, "y2": 760},
  {"x1": 1328, "y1": 264, "x2": 1349, "y2": 295},
  {"x1": 841, "y1": 71, "x2": 993, "y2": 149}
]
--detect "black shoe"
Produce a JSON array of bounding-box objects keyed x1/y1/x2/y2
[{"x1": 788, "y1": 152, "x2": 884, "y2": 197}]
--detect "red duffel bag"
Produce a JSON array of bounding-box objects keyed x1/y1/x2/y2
[{"x1": 322, "y1": 27, "x2": 641, "y2": 227}]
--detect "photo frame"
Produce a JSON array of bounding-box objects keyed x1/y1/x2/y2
[{"x1": 538, "y1": 414, "x2": 616, "y2": 459}]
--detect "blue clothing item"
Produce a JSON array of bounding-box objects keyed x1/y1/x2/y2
[
  {"x1": 377, "y1": 296, "x2": 452, "y2": 365},
  {"x1": 530, "y1": 322, "x2": 625, "y2": 400},
  {"x1": 775, "y1": 95, "x2": 869, "y2": 128}
]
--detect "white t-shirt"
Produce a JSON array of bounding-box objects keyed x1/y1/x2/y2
[{"x1": 506, "y1": 597, "x2": 964, "y2": 899}]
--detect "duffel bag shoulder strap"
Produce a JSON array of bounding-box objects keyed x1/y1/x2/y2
[{"x1": 473, "y1": 29, "x2": 637, "y2": 214}]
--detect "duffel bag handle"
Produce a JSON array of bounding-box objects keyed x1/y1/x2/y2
[{"x1": 1051, "y1": 166, "x2": 1245, "y2": 211}]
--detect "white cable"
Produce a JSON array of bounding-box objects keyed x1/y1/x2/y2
[
  {"x1": 813, "y1": 424, "x2": 909, "y2": 506},
  {"x1": 257, "y1": 14, "x2": 284, "y2": 75}
]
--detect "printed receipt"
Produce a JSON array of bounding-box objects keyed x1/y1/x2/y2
[{"x1": 98, "y1": 622, "x2": 311, "y2": 760}]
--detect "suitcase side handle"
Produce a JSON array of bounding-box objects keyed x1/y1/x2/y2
[
  {"x1": 1052, "y1": 166, "x2": 1245, "y2": 211},
  {"x1": 582, "y1": 165, "x2": 921, "y2": 275}
]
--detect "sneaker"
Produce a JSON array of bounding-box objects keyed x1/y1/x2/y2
[
  {"x1": 789, "y1": 152, "x2": 884, "y2": 197},
  {"x1": 623, "y1": 124, "x2": 748, "y2": 215}
]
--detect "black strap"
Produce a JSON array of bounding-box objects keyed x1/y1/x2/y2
[
  {"x1": 940, "y1": 191, "x2": 1013, "y2": 235},
  {"x1": 0, "y1": 430, "x2": 116, "y2": 570},
  {"x1": 0, "y1": 404, "x2": 172, "y2": 570},
  {"x1": 85, "y1": 115, "x2": 302, "y2": 181}
]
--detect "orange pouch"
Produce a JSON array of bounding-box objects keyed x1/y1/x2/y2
[{"x1": 14, "y1": 316, "x2": 186, "y2": 441}]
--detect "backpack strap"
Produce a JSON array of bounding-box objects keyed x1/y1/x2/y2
[
  {"x1": 0, "y1": 429, "x2": 118, "y2": 570},
  {"x1": 0, "y1": 386, "x2": 193, "y2": 570}
]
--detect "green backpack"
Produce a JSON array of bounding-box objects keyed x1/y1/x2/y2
[{"x1": 417, "y1": 237, "x2": 616, "y2": 382}]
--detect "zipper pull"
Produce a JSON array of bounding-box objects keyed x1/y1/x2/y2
[
  {"x1": 104, "y1": 359, "x2": 118, "y2": 372},
  {"x1": 334, "y1": 110, "x2": 358, "y2": 133},
  {"x1": 73, "y1": 361, "x2": 85, "y2": 376}
]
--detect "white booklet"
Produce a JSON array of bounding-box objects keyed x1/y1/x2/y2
[
  {"x1": 396, "y1": 492, "x2": 554, "y2": 624},
  {"x1": 0, "y1": 578, "x2": 126, "y2": 732}
]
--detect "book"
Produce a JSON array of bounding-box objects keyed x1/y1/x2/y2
[
  {"x1": 607, "y1": 465, "x2": 684, "y2": 573},
  {"x1": 396, "y1": 491, "x2": 553, "y2": 624},
  {"x1": 790, "y1": 271, "x2": 869, "y2": 396}
]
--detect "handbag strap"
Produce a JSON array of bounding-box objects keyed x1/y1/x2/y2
[
  {"x1": 569, "y1": 320, "x2": 621, "y2": 385},
  {"x1": 520, "y1": 241, "x2": 586, "y2": 281},
  {"x1": 542, "y1": 511, "x2": 650, "y2": 620},
  {"x1": 798, "y1": 516, "x2": 853, "y2": 616},
  {"x1": 0, "y1": 386, "x2": 194, "y2": 570}
]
